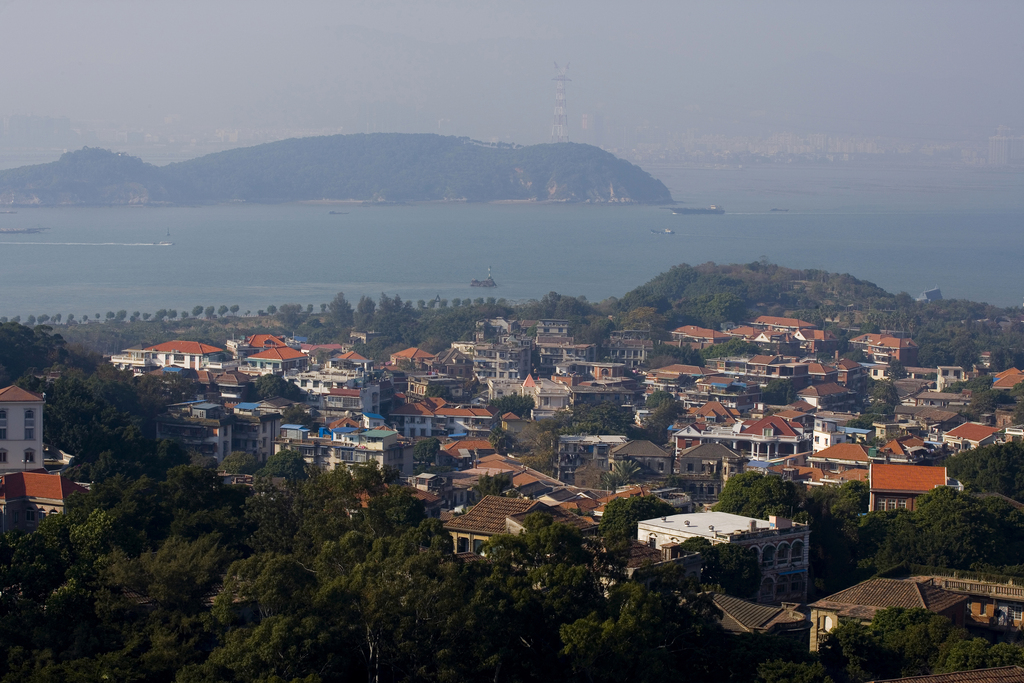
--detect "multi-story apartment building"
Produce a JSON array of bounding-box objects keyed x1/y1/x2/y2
[
  {"x1": 673, "y1": 415, "x2": 811, "y2": 463},
  {"x1": 0, "y1": 386, "x2": 45, "y2": 474},
  {"x1": 556, "y1": 434, "x2": 629, "y2": 483},
  {"x1": 228, "y1": 402, "x2": 280, "y2": 462},
  {"x1": 536, "y1": 337, "x2": 597, "y2": 375},
  {"x1": 274, "y1": 425, "x2": 412, "y2": 476},
  {"x1": 466, "y1": 337, "x2": 533, "y2": 380},
  {"x1": 110, "y1": 340, "x2": 227, "y2": 374},
  {"x1": 155, "y1": 401, "x2": 235, "y2": 462}
]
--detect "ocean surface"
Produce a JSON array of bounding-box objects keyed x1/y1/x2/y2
[{"x1": 0, "y1": 164, "x2": 1021, "y2": 319}]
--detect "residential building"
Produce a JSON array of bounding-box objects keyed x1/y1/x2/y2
[
  {"x1": 407, "y1": 374, "x2": 469, "y2": 401},
  {"x1": 225, "y1": 334, "x2": 289, "y2": 361},
  {"x1": 711, "y1": 593, "x2": 811, "y2": 641},
  {"x1": 390, "y1": 347, "x2": 437, "y2": 371},
  {"x1": 936, "y1": 365, "x2": 967, "y2": 392},
  {"x1": 673, "y1": 442, "x2": 747, "y2": 504},
  {"x1": 796, "y1": 382, "x2": 856, "y2": 410},
  {"x1": 0, "y1": 385, "x2": 45, "y2": 473},
  {"x1": 466, "y1": 337, "x2": 532, "y2": 380},
  {"x1": 869, "y1": 463, "x2": 959, "y2": 511},
  {"x1": 637, "y1": 511, "x2": 811, "y2": 604},
  {"x1": 535, "y1": 337, "x2": 596, "y2": 375},
  {"x1": 808, "y1": 578, "x2": 966, "y2": 650},
  {"x1": 673, "y1": 416, "x2": 811, "y2": 462},
  {"x1": 670, "y1": 325, "x2": 731, "y2": 349},
  {"x1": 520, "y1": 375, "x2": 572, "y2": 419},
  {"x1": 274, "y1": 426, "x2": 412, "y2": 476},
  {"x1": 535, "y1": 319, "x2": 570, "y2": 336},
  {"x1": 942, "y1": 422, "x2": 1002, "y2": 451},
  {"x1": 443, "y1": 495, "x2": 541, "y2": 554},
  {"x1": 432, "y1": 347, "x2": 474, "y2": 379},
  {"x1": 808, "y1": 443, "x2": 870, "y2": 474},
  {"x1": 229, "y1": 402, "x2": 280, "y2": 462},
  {"x1": 606, "y1": 337, "x2": 653, "y2": 368},
  {"x1": 244, "y1": 346, "x2": 309, "y2": 375},
  {"x1": 0, "y1": 471, "x2": 88, "y2": 533},
  {"x1": 556, "y1": 434, "x2": 629, "y2": 483},
  {"x1": 609, "y1": 440, "x2": 673, "y2": 478},
  {"x1": 750, "y1": 316, "x2": 817, "y2": 333},
  {"x1": 793, "y1": 328, "x2": 839, "y2": 354},
  {"x1": 848, "y1": 334, "x2": 920, "y2": 366},
  {"x1": 111, "y1": 340, "x2": 227, "y2": 373},
  {"x1": 155, "y1": 401, "x2": 234, "y2": 462},
  {"x1": 327, "y1": 351, "x2": 373, "y2": 374}
]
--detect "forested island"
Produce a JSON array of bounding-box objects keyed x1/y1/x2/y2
[{"x1": 0, "y1": 134, "x2": 673, "y2": 206}]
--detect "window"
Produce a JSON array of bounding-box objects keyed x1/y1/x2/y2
[
  {"x1": 761, "y1": 545, "x2": 776, "y2": 567},
  {"x1": 687, "y1": 462, "x2": 694, "y2": 472},
  {"x1": 24, "y1": 449, "x2": 34, "y2": 463},
  {"x1": 0, "y1": 410, "x2": 6, "y2": 440},
  {"x1": 791, "y1": 541, "x2": 804, "y2": 564},
  {"x1": 25, "y1": 510, "x2": 35, "y2": 522},
  {"x1": 0, "y1": 450, "x2": 5, "y2": 462},
  {"x1": 897, "y1": 498, "x2": 908, "y2": 509},
  {"x1": 472, "y1": 539, "x2": 484, "y2": 554},
  {"x1": 23, "y1": 409, "x2": 33, "y2": 440},
  {"x1": 648, "y1": 534, "x2": 657, "y2": 548}
]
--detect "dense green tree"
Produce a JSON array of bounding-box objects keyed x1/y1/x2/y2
[
  {"x1": 253, "y1": 373, "x2": 305, "y2": 402},
  {"x1": 762, "y1": 378, "x2": 797, "y2": 405},
  {"x1": 413, "y1": 437, "x2": 440, "y2": 465},
  {"x1": 258, "y1": 449, "x2": 309, "y2": 480},
  {"x1": 220, "y1": 451, "x2": 259, "y2": 475},
  {"x1": 489, "y1": 393, "x2": 535, "y2": 417},
  {"x1": 715, "y1": 471, "x2": 803, "y2": 520},
  {"x1": 679, "y1": 537, "x2": 761, "y2": 598},
  {"x1": 598, "y1": 495, "x2": 675, "y2": 541},
  {"x1": 476, "y1": 473, "x2": 513, "y2": 497}
]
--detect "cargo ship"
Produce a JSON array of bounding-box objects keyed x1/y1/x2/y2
[{"x1": 670, "y1": 205, "x2": 724, "y2": 215}]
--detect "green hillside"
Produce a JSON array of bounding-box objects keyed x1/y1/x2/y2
[{"x1": 0, "y1": 134, "x2": 672, "y2": 206}]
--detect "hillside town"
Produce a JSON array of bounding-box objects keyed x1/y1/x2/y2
[{"x1": 5, "y1": 305, "x2": 1024, "y2": 677}]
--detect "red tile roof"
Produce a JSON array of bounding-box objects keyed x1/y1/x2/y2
[
  {"x1": 740, "y1": 415, "x2": 801, "y2": 437},
  {"x1": 248, "y1": 346, "x2": 306, "y2": 361},
  {"x1": 672, "y1": 325, "x2": 730, "y2": 341},
  {"x1": 798, "y1": 382, "x2": 849, "y2": 397},
  {"x1": 334, "y1": 351, "x2": 370, "y2": 361},
  {"x1": 945, "y1": 422, "x2": 1000, "y2": 442},
  {"x1": 442, "y1": 439, "x2": 495, "y2": 454},
  {"x1": 443, "y1": 495, "x2": 539, "y2": 535},
  {"x1": 811, "y1": 443, "x2": 870, "y2": 463},
  {"x1": 871, "y1": 463, "x2": 947, "y2": 493},
  {"x1": 0, "y1": 471, "x2": 88, "y2": 501},
  {"x1": 0, "y1": 385, "x2": 44, "y2": 402},
  {"x1": 145, "y1": 341, "x2": 223, "y2": 354},
  {"x1": 245, "y1": 334, "x2": 288, "y2": 348}
]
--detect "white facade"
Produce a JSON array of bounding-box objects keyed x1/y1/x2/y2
[{"x1": 0, "y1": 387, "x2": 45, "y2": 473}]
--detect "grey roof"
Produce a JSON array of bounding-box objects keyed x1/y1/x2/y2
[
  {"x1": 611, "y1": 440, "x2": 671, "y2": 458},
  {"x1": 679, "y1": 442, "x2": 745, "y2": 460},
  {"x1": 712, "y1": 593, "x2": 790, "y2": 633}
]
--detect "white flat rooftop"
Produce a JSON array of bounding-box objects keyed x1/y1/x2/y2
[{"x1": 637, "y1": 511, "x2": 773, "y2": 540}]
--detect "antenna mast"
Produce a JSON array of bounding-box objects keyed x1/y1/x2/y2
[{"x1": 551, "y1": 62, "x2": 570, "y2": 143}]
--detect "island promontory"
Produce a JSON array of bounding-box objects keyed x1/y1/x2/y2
[{"x1": 0, "y1": 134, "x2": 673, "y2": 206}]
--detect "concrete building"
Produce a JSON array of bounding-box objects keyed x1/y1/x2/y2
[
  {"x1": 0, "y1": 471, "x2": 88, "y2": 533},
  {"x1": 637, "y1": 511, "x2": 810, "y2": 604},
  {"x1": 0, "y1": 385, "x2": 45, "y2": 473}
]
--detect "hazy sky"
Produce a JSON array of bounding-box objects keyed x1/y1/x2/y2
[{"x1": 1, "y1": 0, "x2": 1021, "y2": 144}]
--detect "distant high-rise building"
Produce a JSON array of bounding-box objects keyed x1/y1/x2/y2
[{"x1": 989, "y1": 136, "x2": 1010, "y2": 165}]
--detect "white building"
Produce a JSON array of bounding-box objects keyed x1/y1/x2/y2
[
  {"x1": 0, "y1": 386, "x2": 45, "y2": 473},
  {"x1": 637, "y1": 511, "x2": 810, "y2": 605}
]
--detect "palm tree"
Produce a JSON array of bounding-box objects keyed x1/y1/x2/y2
[{"x1": 601, "y1": 459, "x2": 641, "y2": 491}]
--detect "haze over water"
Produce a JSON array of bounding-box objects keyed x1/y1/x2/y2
[{"x1": 0, "y1": 163, "x2": 1021, "y2": 319}]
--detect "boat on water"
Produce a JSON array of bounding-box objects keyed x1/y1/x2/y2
[
  {"x1": 650, "y1": 228, "x2": 675, "y2": 234},
  {"x1": 156, "y1": 241, "x2": 174, "y2": 246},
  {"x1": 670, "y1": 205, "x2": 725, "y2": 215},
  {"x1": 0, "y1": 227, "x2": 48, "y2": 234},
  {"x1": 328, "y1": 210, "x2": 349, "y2": 215},
  {"x1": 471, "y1": 266, "x2": 497, "y2": 288},
  {"x1": 0, "y1": 210, "x2": 16, "y2": 214},
  {"x1": 770, "y1": 208, "x2": 789, "y2": 212}
]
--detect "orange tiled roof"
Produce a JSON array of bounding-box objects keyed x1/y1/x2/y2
[
  {"x1": 443, "y1": 439, "x2": 495, "y2": 454},
  {"x1": 245, "y1": 334, "x2": 288, "y2": 348},
  {"x1": 740, "y1": 415, "x2": 801, "y2": 437},
  {"x1": 0, "y1": 385, "x2": 44, "y2": 402},
  {"x1": 798, "y1": 382, "x2": 849, "y2": 397},
  {"x1": 672, "y1": 325, "x2": 730, "y2": 341},
  {"x1": 727, "y1": 326, "x2": 759, "y2": 338},
  {"x1": 248, "y1": 346, "x2": 306, "y2": 361},
  {"x1": 812, "y1": 443, "x2": 870, "y2": 463},
  {"x1": 945, "y1": 422, "x2": 1000, "y2": 442},
  {"x1": 871, "y1": 463, "x2": 947, "y2": 493},
  {"x1": 334, "y1": 351, "x2": 370, "y2": 361},
  {"x1": 145, "y1": 340, "x2": 223, "y2": 354},
  {"x1": 435, "y1": 407, "x2": 497, "y2": 418},
  {"x1": 0, "y1": 471, "x2": 88, "y2": 501}
]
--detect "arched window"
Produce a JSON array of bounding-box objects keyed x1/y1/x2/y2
[
  {"x1": 648, "y1": 534, "x2": 658, "y2": 548},
  {"x1": 761, "y1": 544, "x2": 776, "y2": 568},
  {"x1": 790, "y1": 540, "x2": 804, "y2": 565},
  {"x1": 0, "y1": 449, "x2": 6, "y2": 463},
  {"x1": 776, "y1": 542, "x2": 790, "y2": 565},
  {"x1": 24, "y1": 449, "x2": 35, "y2": 463},
  {"x1": 759, "y1": 577, "x2": 775, "y2": 600}
]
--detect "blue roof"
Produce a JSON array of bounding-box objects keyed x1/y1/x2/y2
[
  {"x1": 193, "y1": 402, "x2": 219, "y2": 410},
  {"x1": 234, "y1": 402, "x2": 259, "y2": 410},
  {"x1": 364, "y1": 412, "x2": 384, "y2": 420},
  {"x1": 162, "y1": 366, "x2": 184, "y2": 373},
  {"x1": 449, "y1": 432, "x2": 468, "y2": 438},
  {"x1": 332, "y1": 427, "x2": 358, "y2": 434},
  {"x1": 281, "y1": 424, "x2": 309, "y2": 430},
  {"x1": 841, "y1": 427, "x2": 872, "y2": 435},
  {"x1": 292, "y1": 336, "x2": 308, "y2": 342},
  {"x1": 745, "y1": 460, "x2": 770, "y2": 469}
]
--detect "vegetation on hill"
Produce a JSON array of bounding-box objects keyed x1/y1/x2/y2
[{"x1": 0, "y1": 134, "x2": 673, "y2": 205}]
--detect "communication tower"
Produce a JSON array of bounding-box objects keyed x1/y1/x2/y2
[{"x1": 551, "y1": 62, "x2": 570, "y2": 143}]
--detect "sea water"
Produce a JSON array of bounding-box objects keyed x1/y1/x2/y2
[{"x1": 0, "y1": 164, "x2": 1020, "y2": 319}]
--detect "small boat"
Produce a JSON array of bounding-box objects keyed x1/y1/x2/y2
[
  {"x1": 0, "y1": 210, "x2": 16, "y2": 214},
  {"x1": 328, "y1": 210, "x2": 349, "y2": 215},
  {"x1": 156, "y1": 241, "x2": 173, "y2": 246},
  {"x1": 0, "y1": 227, "x2": 47, "y2": 234},
  {"x1": 471, "y1": 266, "x2": 497, "y2": 288},
  {"x1": 650, "y1": 228, "x2": 675, "y2": 234},
  {"x1": 770, "y1": 208, "x2": 789, "y2": 212}
]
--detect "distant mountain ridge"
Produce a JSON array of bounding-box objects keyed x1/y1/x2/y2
[{"x1": 0, "y1": 134, "x2": 673, "y2": 206}]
